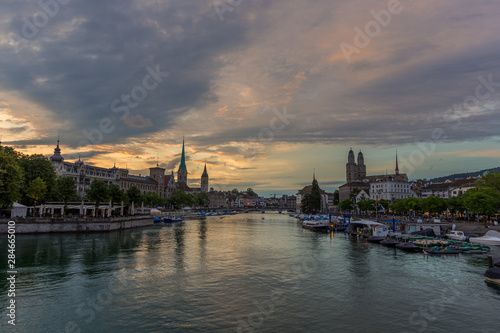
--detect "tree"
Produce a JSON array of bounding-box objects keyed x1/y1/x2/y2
[
  {"x1": 423, "y1": 196, "x2": 447, "y2": 215},
  {"x1": 126, "y1": 186, "x2": 142, "y2": 205},
  {"x1": 108, "y1": 184, "x2": 125, "y2": 205},
  {"x1": 390, "y1": 199, "x2": 407, "y2": 214},
  {"x1": 338, "y1": 199, "x2": 354, "y2": 212},
  {"x1": 25, "y1": 177, "x2": 48, "y2": 212},
  {"x1": 462, "y1": 187, "x2": 500, "y2": 217},
  {"x1": 231, "y1": 188, "x2": 240, "y2": 195},
  {"x1": 246, "y1": 188, "x2": 258, "y2": 197},
  {"x1": 358, "y1": 199, "x2": 375, "y2": 214},
  {"x1": 349, "y1": 188, "x2": 361, "y2": 200},
  {"x1": 54, "y1": 176, "x2": 78, "y2": 213},
  {"x1": 18, "y1": 153, "x2": 57, "y2": 205},
  {"x1": 0, "y1": 147, "x2": 23, "y2": 209},
  {"x1": 379, "y1": 199, "x2": 392, "y2": 212},
  {"x1": 301, "y1": 178, "x2": 321, "y2": 214},
  {"x1": 477, "y1": 171, "x2": 500, "y2": 195},
  {"x1": 86, "y1": 180, "x2": 110, "y2": 216},
  {"x1": 447, "y1": 196, "x2": 465, "y2": 219},
  {"x1": 167, "y1": 191, "x2": 194, "y2": 210},
  {"x1": 333, "y1": 190, "x2": 339, "y2": 205},
  {"x1": 142, "y1": 192, "x2": 164, "y2": 207},
  {"x1": 194, "y1": 192, "x2": 210, "y2": 208}
]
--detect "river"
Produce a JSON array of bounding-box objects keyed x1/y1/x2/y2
[{"x1": 1, "y1": 213, "x2": 499, "y2": 332}]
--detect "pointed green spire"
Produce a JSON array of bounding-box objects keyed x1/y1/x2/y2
[{"x1": 178, "y1": 136, "x2": 187, "y2": 172}]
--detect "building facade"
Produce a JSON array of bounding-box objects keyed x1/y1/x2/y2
[{"x1": 369, "y1": 176, "x2": 416, "y2": 201}]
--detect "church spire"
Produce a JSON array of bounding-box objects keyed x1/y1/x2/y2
[
  {"x1": 177, "y1": 137, "x2": 188, "y2": 184},
  {"x1": 395, "y1": 150, "x2": 399, "y2": 175},
  {"x1": 179, "y1": 136, "x2": 187, "y2": 172},
  {"x1": 202, "y1": 160, "x2": 208, "y2": 177}
]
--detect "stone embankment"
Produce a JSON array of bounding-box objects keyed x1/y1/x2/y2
[{"x1": 0, "y1": 216, "x2": 153, "y2": 234}]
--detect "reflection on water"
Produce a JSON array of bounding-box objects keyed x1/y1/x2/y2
[{"x1": 0, "y1": 214, "x2": 499, "y2": 333}]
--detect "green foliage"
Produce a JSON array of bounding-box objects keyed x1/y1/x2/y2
[
  {"x1": 301, "y1": 178, "x2": 321, "y2": 214},
  {"x1": 86, "y1": 180, "x2": 110, "y2": 215},
  {"x1": 349, "y1": 188, "x2": 361, "y2": 200},
  {"x1": 53, "y1": 176, "x2": 78, "y2": 211},
  {"x1": 246, "y1": 188, "x2": 258, "y2": 197},
  {"x1": 108, "y1": 184, "x2": 125, "y2": 204},
  {"x1": 142, "y1": 192, "x2": 164, "y2": 207},
  {"x1": 167, "y1": 191, "x2": 194, "y2": 209},
  {"x1": 390, "y1": 197, "x2": 423, "y2": 214},
  {"x1": 462, "y1": 187, "x2": 500, "y2": 215},
  {"x1": 357, "y1": 199, "x2": 375, "y2": 213},
  {"x1": 194, "y1": 192, "x2": 210, "y2": 208},
  {"x1": 231, "y1": 188, "x2": 240, "y2": 195},
  {"x1": 333, "y1": 190, "x2": 339, "y2": 205},
  {"x1": 338, "y1": 199, "x2": 354, "y2": 212},
  {"x1": 379, "y1": 199, "x2": 392, "y2": 211},
  {"x1": 423, "y1": 196, "x2": 447, "y2": 215},
  {"x1": 447, "y1": 196, "x2": 465, "y2": 214},
  {"x1": 0, "y1": 146, "x2": 23, "y2": 209},
  {"x1": 126, "y1": 186, "x2": 142, "y2": 204},
  {"x1": 25, "y1": 177, "x2": 48, "y2": 208},
  {"x1": 19, "y1": 153, "x2": 57, "y2": 204},
  {"x1": 477, "y1": 171, "x2": 500, "y2": 194}
]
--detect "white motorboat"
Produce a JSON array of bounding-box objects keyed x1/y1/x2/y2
[
  {"x1": 469, "y1": 230, "x2": 500, "y2": 246},
  {"x1": 302, "y1": 220, "x2": 329, "y2": 231},
  {"x1": 446, "y1": 230, "x2": 467, "y2": 241}
]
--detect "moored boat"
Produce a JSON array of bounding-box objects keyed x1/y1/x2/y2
[
  {"x1": 396, "y1": 242, "x2": 422, "y2": 252},
  {"x1": 484, "y1": 267, "x2": 500, "y2": 285},
  {"x1": 427, "y1": 246, "x2": 461, "y2": 255},
  {"x1": 302, "y1": 220, "x2": 329, "y2": 232},
  {"x1": 446, "y1": 230, "x2": 467, "y2": 241},
  {"x1": 164, "y1": 216, "x2": 183, "y2": 223},
  {"x1": 469, "y1": 230, "x2": 500, "y2": 246},
  {"x1": 367, "y1": 236, "x2": 385, "y2": 243},
  {"x1": 380, "y1": 238, "x2": 399, "y2": 247}
]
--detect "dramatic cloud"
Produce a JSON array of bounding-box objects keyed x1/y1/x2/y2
[{"x1": 1, "y1": 0, "x2": 500, "y2": 194}]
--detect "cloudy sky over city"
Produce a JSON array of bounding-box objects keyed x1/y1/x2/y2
[{"x1": 1, "y1": 0, "x2": 500, "y2": 195}]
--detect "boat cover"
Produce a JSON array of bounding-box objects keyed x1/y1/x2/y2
[
  {"x1": 484, "y1": 267, "x2": 500, "y2": 279},
  {"x1": 411, "y1": 228, "x2": 436, "y2": 237}
]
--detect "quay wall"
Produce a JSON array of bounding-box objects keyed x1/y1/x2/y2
[{"x1": 0, "y1": 216, "x2": 153, "y2": 234}]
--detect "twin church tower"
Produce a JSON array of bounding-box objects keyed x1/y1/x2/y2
[{"x1": 346, "y1": 149, "x2": 367, "y2": 183}]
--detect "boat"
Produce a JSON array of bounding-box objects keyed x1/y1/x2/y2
[
  {"x1": 380, "y1": 238, "x2": 399, "y2": 247},
  {"x1": 302, "y1": 220, "x2": 329, "y2": 232},
  {"x1": 427, "y1": 246, "x2": 462, "y2": 255},
  {"x1": 413, "y1": 239, "x2": 440, "y2": 248},
  {"x1": 484, "y1": 267, "x2": 500, "y2": 285},
  {"x1": 164, "y1": 216, "x2": 183, "y2": 223},
  {"x1": 446, "y1": 230, "x2": 467, "y2": 241},
  {"x1": 346, "y1": 220, "x2": 389, "y2": 237},
  {"x1": 367, "y1": 236, "x2": 385, "y2": 243},
  {"x1": 396, "y1": 242, "x2": 422, "y2": 252},
  {"x1": 469, "y1": 230, "x2": 500, "y2": 246},
  {"x1": 153, "y1": 217, "x2": 162, "y2": 223}
]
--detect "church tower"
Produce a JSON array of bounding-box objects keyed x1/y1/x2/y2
[
  {"x1": 201, "y1": 161, "x2": 209, "y2": 193},
  {"x1": 346, "y1": 148, "x2": 356, "y2": 182},
  {"x1": 177, "y1": 137, "x2": 188, "y2": 184},
  {"x1": 357, "y1": 150, "x2": 366, "y2": 179}
]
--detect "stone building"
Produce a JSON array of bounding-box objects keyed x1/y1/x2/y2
[{"x1": 49, "y1": 140, "x2": 161, "y2": 198}]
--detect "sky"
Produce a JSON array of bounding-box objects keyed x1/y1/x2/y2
[{"x1": 1, "y1": 0, "x2": 500, "y2": 196}]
